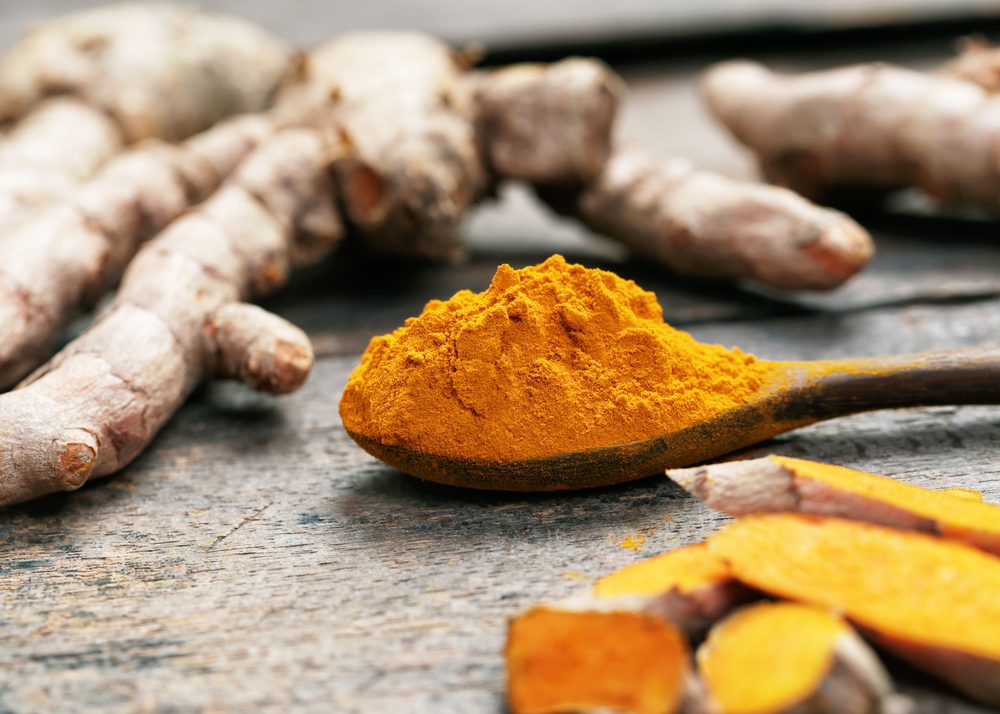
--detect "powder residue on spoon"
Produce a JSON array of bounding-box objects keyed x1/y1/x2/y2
[{"x1": 339, "y1": 255, "x2": 775, "y2": 461}]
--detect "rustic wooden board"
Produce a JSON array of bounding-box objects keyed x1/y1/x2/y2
[{"x1": 2, "y1": 31, "x2": 1000, "y2": 714}]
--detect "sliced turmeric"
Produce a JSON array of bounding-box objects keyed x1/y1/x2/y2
[
  {"x1": 505, "y1": 545, "x2": 751, "y2": 713},
  {"x1": 593, "y1": 542, "x2": 753, "y2": 633},
  {"x1": 696, "y1": 602, "x2": 897, "y2": 714},
  {"x1": 708, "y1": 514, "x2": 1000, "y2": 706},
  {"x1": 668, "y1": 456, "x2": 1000, "y2": 556},
  {"x1": 939, "y1": 486, "x2": 983, "y2": 502},
  {"x1": 506, "y1": 607, "x2": 690, "y2": 714}
]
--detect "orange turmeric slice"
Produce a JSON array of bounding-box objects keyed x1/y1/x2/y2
[
  {"x1": 696, "y1": 602, "x2": 897, "y2": 714},
  {"x1": 708, "y1": 514, "x2": 1000, "y2": 706},
  {"x1": 593, "y1": 542, "x2": 753, "y2": 633},
  {"x1": 506, "y1": 607, "x2": 690, "y2": 714},
  {"x1": 669, "y1": 455, "x2": 1000, "y2": 556},
  {"x1": 939, "y1": 486, "x2": 983, "y2": 502}
]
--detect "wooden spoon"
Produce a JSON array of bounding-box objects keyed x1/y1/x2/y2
[{"x1": 345, "y1": 348, "x2": 1000, "y2": 491}]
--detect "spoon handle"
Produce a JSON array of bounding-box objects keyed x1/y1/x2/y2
[{"x1": 775, "y1": 347, "x2": 1000, "y2": 422}]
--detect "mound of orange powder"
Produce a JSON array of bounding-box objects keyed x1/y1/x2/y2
[{"x1": 340, "y1": 255, "x2": 773, "y2": 461}]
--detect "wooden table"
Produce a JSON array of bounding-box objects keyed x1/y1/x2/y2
[{"x1": 2, "y1": 32, "x2": 999, "y2": 714}]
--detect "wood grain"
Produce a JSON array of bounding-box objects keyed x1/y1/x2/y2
[{"x1": 2, "y1": 34, "x2": 999, "y2": 714}]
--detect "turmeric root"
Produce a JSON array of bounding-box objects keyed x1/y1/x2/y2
[
  {"x1": 0, "y1": 128, "x2": 341, "y2": 506},
  {"x1": 668, "y1": 456, "x2": 1000, "y2": 557},
  {"x1": 568, "y1": 148, "x2": 873, "y2": 290},
  {"x1": 0, "y1": 2, "x2": 290, "y2": 142},
  {"x1": 470, "y1": 58, "x2": 622, "y2": 184},
  {"x1": 274, "y1": 32, "x2": 486, "y2": 260},
  {"x1": 0, "y1": 98, "x2": 123, "y2": 230},
  {"x1": 472, "y1": 59, "x2": 873, "y2": 290},
  {"x1": 0, "y1": 3, "x2": 294, "y2": 389},
  {"x1": 940, "y1": 38, "x2": 1000, "y2": 92},
  {"x1": 593, "y1": 542, "x2": 754, "y2": 633},
  {"x1": 266, "y1": 42, "x2": 874, "y2": 290},
  {"x1": 709, "y1": 515, "x2": 1000, "y2": 706},
  {"x1": 506, "y1": 607, "x2": 690, "y2": 714},
  {"x1": 696, "y1": 602, "x2": 899, "y2": 714},
  {"x1": 0, "y1": 114, "x2": 272, "y2": 389},
  {"x1": 701, "y1": 60, "x2": 1000, "y2": 211}
]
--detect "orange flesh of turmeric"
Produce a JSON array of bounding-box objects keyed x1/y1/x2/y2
[
  {"x1": 506, "y1": 607, "x2": 689, "y2": 714},
  {"x1": 340, "y1": 255, "x2": 776, "y2": 461},
  {"x1": 699, "y1": 602, "x2": 849, "y2": 714},
  {"x1": 772, "y1": 456, "x2": 1000, "y2": 547},
  {"x1": 594, "y1": 542, "x2": 732, "y2": 598},
  {"x1": 940, "y1": 486, "x2": 983, "y2": 502},
  {"x1": 708, "y1": 515, "x2": 1000, "y2": 662}
]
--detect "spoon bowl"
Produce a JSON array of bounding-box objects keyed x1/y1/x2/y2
[{"x1": 346, "y1": 348, "x2": 1000, "y2": 491}]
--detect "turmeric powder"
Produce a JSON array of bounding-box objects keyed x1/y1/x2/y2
[{"x1": 340, "y1": 255, "x2": 774, "y2": 462}]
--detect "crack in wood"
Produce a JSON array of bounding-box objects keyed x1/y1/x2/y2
[{"x1": 207, "y1": 501, "x2": 273, "y2": 550}]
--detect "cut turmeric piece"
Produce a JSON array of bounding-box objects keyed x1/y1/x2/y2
[
  {"x1": 669, "y1": 456, "x2": 1000, "y2": 556},
  {"x1": 696, "y1": 602, "x2": 897, "y2": 714},
  {"x1": 506, "y1": 607, "x2": 689, "y2": 714},
  {"x1": 939, "y1": 486, "x2": 983, "y2": 502},
  {"x1": 593, "y1": 542, "x2": 753, "y2": 632},
  {"x1": 708, "y1": 514, "x2": 1000, "y2": 706}
]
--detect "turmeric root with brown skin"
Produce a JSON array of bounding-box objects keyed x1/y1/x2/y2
[
  {"x1": 473, "y1": 59, "x2": 873, "y2": 290},
  {"x1": 571, "y1": 149, "x2": 873, "y2": 290},
  {"x1": 0, "y1": 128, "x2": 341, "y2": 506},
  {"x1": 0, "y1": 4, "x2": 293, "y2": 390},
  {"x1": 696, "y1": 602, "x2": 900, "y2": 714},
  {"x1": 0, "y1": 30, "x2": 484, "y2": 500},
  {"x1": 276, "y1": 43, "x2": 872, "y2": 289},
  {"x1": 274, "y1": 32, "x2": 486, "y2": 260},
  {"x1": 668, "y1": 456, "x2": 1000, "y2": 557},
  {"x1": 0, "y1": 2, "x2": 290, "y2": 142},
  {"x1": 701, "y1": 60, "x2": 1000, "y2": 211},
  {"x1": 709, "y1": 515, "x2": 1000, "y2": 706},
  {"x1": 506, "y1": 607, "x2": 691, "y2": 714},
  {"x1": 470, "y1": 58, "x2": 623, "y2": 184},
  {"x1": 940, "y1": 38, "x2": 1000, "y2": 92},
  {"x1": 0, "y1": 98, "x2": 123, "y2": 230},
  {"x1": 0, "y1": 114, "x2": 272, "y2": 389}
]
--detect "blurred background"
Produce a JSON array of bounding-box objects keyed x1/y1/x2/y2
[{"x1": 4, "y1": 0, "x2": 1000, "y2": 54}]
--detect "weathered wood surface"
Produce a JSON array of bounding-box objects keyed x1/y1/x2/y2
[{"x1": 2, "y1": 36, "x2": 1000, "y2": 714}]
